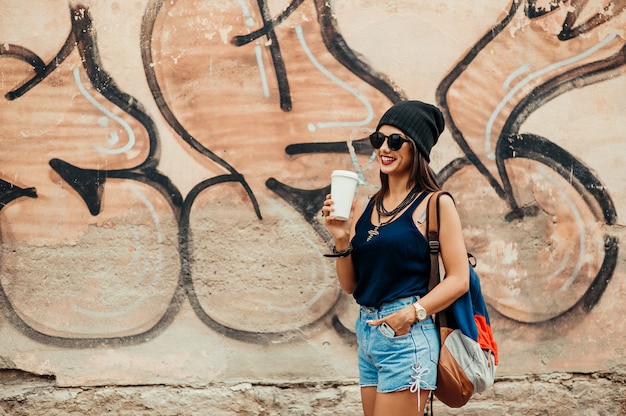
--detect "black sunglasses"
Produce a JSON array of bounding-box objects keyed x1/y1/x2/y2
[{"x1": 369, "y1": 131, "x2": 411, "y2": 151}]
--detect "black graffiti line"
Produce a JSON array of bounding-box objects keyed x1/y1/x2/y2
[
  {"x1": 71, "y1": 5, "x2": 158, "y2": 170},
  {"x1": 497, "y1": 44, "x2": 624, "y2": 224},
  {"x1": 434, "y1": 0, "x2": 622, "y2": 325},
  {"x1": 2, "y1": 4, "x2": 184, "y2": 217},
  {"x1": 525, "y1": 0, "x2": 626, "y2": 41},
  {"x1": 312, "y1": 0, "x2": 405, "y2": 104},
  {"x1": 436, "y1": 0, "x2": 624, "y2": 218},
  {"x1": 3, "y1": 25, "x2": 76, "y2": 101},
  {"x1": 435, "y1": 0, "x2": 520, "y2": 203},
  {"x1": 494, "y1": 133, "x2": 619, "y2": 323},
  {"x1": 230, "y1": 0, "x2": 405, "y2": 106},
  {"x1": 141, "y1": 0, "x2": 262, "y2": 220},
  {"x1": 141, "y1": 0, "x2": 397, "y2": 344},
  {"x1": 179, "y1": 175, "x2": 343, "y2": 345},
  {"x1": 53, "y1": 4, "x2": 184, "y2": 217},
  {"x1": 0, "y1": 43, "x2": 45, "y2": 74},
  {"x1": 263, "y1": 0, "x2": 405, "y2": 226},
  {"x1": 0, "y1": 272, "x2": 188, "y2": 348},
  {"x1": 230, "y1": 0, "x2": 306, "y2": 47},
  {"x1": 252, "y1": 0, "x2": 292, "y2": 112},
  {"x1": 0, "y1": 180, "x2": 37, "y2": 208},
  {"x1": 0, "y1": 4, "x2": 187, "y2": 347},
  {"x1": 231, "y1": 0, "x2": 307, "y2": 112}
]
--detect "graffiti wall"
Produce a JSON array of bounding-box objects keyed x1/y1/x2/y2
[{"x1": 0, "y1": 0, "x2": 624, "y2": 387}]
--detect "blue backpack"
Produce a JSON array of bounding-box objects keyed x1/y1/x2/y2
[{"x1": 426, "y1": 191, "x2": 499, "y2": 408}]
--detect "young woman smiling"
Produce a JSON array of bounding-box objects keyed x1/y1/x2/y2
[{"x1": 322, "y1": 101, "x2": 470, "y2": 416}]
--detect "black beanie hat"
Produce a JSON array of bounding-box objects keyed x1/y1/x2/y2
[{"x1": 376, "y1": 100, "x2": 445, "y2": 162}]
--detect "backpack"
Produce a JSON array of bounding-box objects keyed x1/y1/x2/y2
[{"x1": 426, "y1": 191, "x2": 499, "y2": 408}]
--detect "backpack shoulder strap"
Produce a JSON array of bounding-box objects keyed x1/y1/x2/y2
[{"x1": 426, "y1": 191, "x2": 453, "y2": 292}]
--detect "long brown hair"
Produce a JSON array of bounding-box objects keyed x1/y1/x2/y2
[{"x1": 371, "y1": 140, "x2": 440, "y2": 206}]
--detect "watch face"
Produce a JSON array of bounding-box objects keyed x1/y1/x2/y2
[{"x1": 418, "y1": 309, "x2": 427, "y2": 320}]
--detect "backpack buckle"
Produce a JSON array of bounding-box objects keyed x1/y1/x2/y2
[{"x1": 429, "y1": 240, "x2": 440, "y2": 254}]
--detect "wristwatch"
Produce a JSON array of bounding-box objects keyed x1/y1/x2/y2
[{"x1": 413, "y1": 302, "x2": 427, "y2": 322}]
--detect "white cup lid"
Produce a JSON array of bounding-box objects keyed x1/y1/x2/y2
[{"x1": 331, "y1": 170, "x2": 358, "y2": 179}]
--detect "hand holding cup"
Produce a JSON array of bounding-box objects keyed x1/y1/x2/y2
[{"x1": 328, "y1": 170, "x2": 358, "y2": 220}]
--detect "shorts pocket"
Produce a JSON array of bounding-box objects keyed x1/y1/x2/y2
[
  {"x1": 377, "y1": 323, "x2": 414, "y2": 341},
  {"x1": 355, "y1": 317, "x2": 367, "y2": 346},
  {"x1": 419, "y1": 321, "x2": 440, "y2": 365}
]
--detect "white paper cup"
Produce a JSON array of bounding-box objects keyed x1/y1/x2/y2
[{"x1": 330, "y1": 170, "x2": 359, "y2": 220}]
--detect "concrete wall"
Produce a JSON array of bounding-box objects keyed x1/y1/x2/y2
[{"x1": 0, "y1": 0, "x2": 625, "y2": 414}]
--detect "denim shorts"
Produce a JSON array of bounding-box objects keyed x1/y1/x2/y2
[{"x1": 356, "y1": 296, "x2": 439, "y2": 393}]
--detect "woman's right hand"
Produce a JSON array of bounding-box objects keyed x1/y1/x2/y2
[{"x1": 321, "y1": 194, "x2": 353, "y2": 243}]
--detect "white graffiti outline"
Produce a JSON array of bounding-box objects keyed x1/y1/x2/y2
[
  {"x1": 235, "y1": 0, "x2": 271, "y2": 98},
  {"x1": 73, "y1": 67, "x2": 136, "y2": 155},
  {"x1": 534, "y1": 164, "x2": 585, "y2": 292},
  {"x1": 295, "y1": 24, "x2": 374, "y2": 132},
  {"x1": 485, "y1": 33, "x2": 618, "y2": 159},
  {"x1": 71, "y1": 185, "x2": 165, "y2": 318}
]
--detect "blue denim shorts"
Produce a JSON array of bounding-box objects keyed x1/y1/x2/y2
[{"x1": 356, "y1": 296, "x2": 439, "y2": 393}]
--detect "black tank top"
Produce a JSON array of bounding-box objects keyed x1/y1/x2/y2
[{"x1": 351, "y1": 192, "x2": 430, "y2": 308}]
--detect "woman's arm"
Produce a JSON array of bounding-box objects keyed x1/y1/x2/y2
[
  {"x1": 322, "y1": 194, "x2": 364, "y2": 294},
  {"x1": 417, "y1": 193, "x2": 470, "y2": 314}
]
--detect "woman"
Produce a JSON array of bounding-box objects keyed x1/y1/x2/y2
[{"x1": 322, "y1": 100, "x2": 470, "y2": 416}]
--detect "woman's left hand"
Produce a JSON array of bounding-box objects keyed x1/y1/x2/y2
[{"x1": 366, "y1": 305, "x2": 415, "y2": 336}]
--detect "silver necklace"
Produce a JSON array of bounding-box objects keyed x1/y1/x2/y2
[
  {"x1": 366, "y1": 211, "x2": 399, "y2": 241},
  {"x1": 366, "y1": 188, "x2": 421, "y2": 242}
]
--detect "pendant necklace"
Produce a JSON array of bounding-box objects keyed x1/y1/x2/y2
[
  {"x1": 366, "y1": 211, "x2": 398, "y2": 241},
  {"x1": 367, "y1": 187, "x2": 421, "y2": 242}
]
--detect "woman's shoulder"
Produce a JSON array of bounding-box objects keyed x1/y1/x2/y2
[
  {"x1": 433, "y1": 191, "x2": 463, "y2": 225},
  {"x1": 428, "y1": 190, "x2": 455, "y2": 203},
  {"x1": 437, "y1": 191, "x2": 455, "y2": 204},
  {"x1": 426, "y1": 190, "x2": 458, "y2": 216}
]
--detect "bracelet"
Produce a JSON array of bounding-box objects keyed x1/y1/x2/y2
[{"x1": 323, "y1": 244, "x2": 353, "y2": 258}]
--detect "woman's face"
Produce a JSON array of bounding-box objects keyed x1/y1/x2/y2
[{"x1": 375, "y1": 125, "x2": 414, "y2": 178}]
